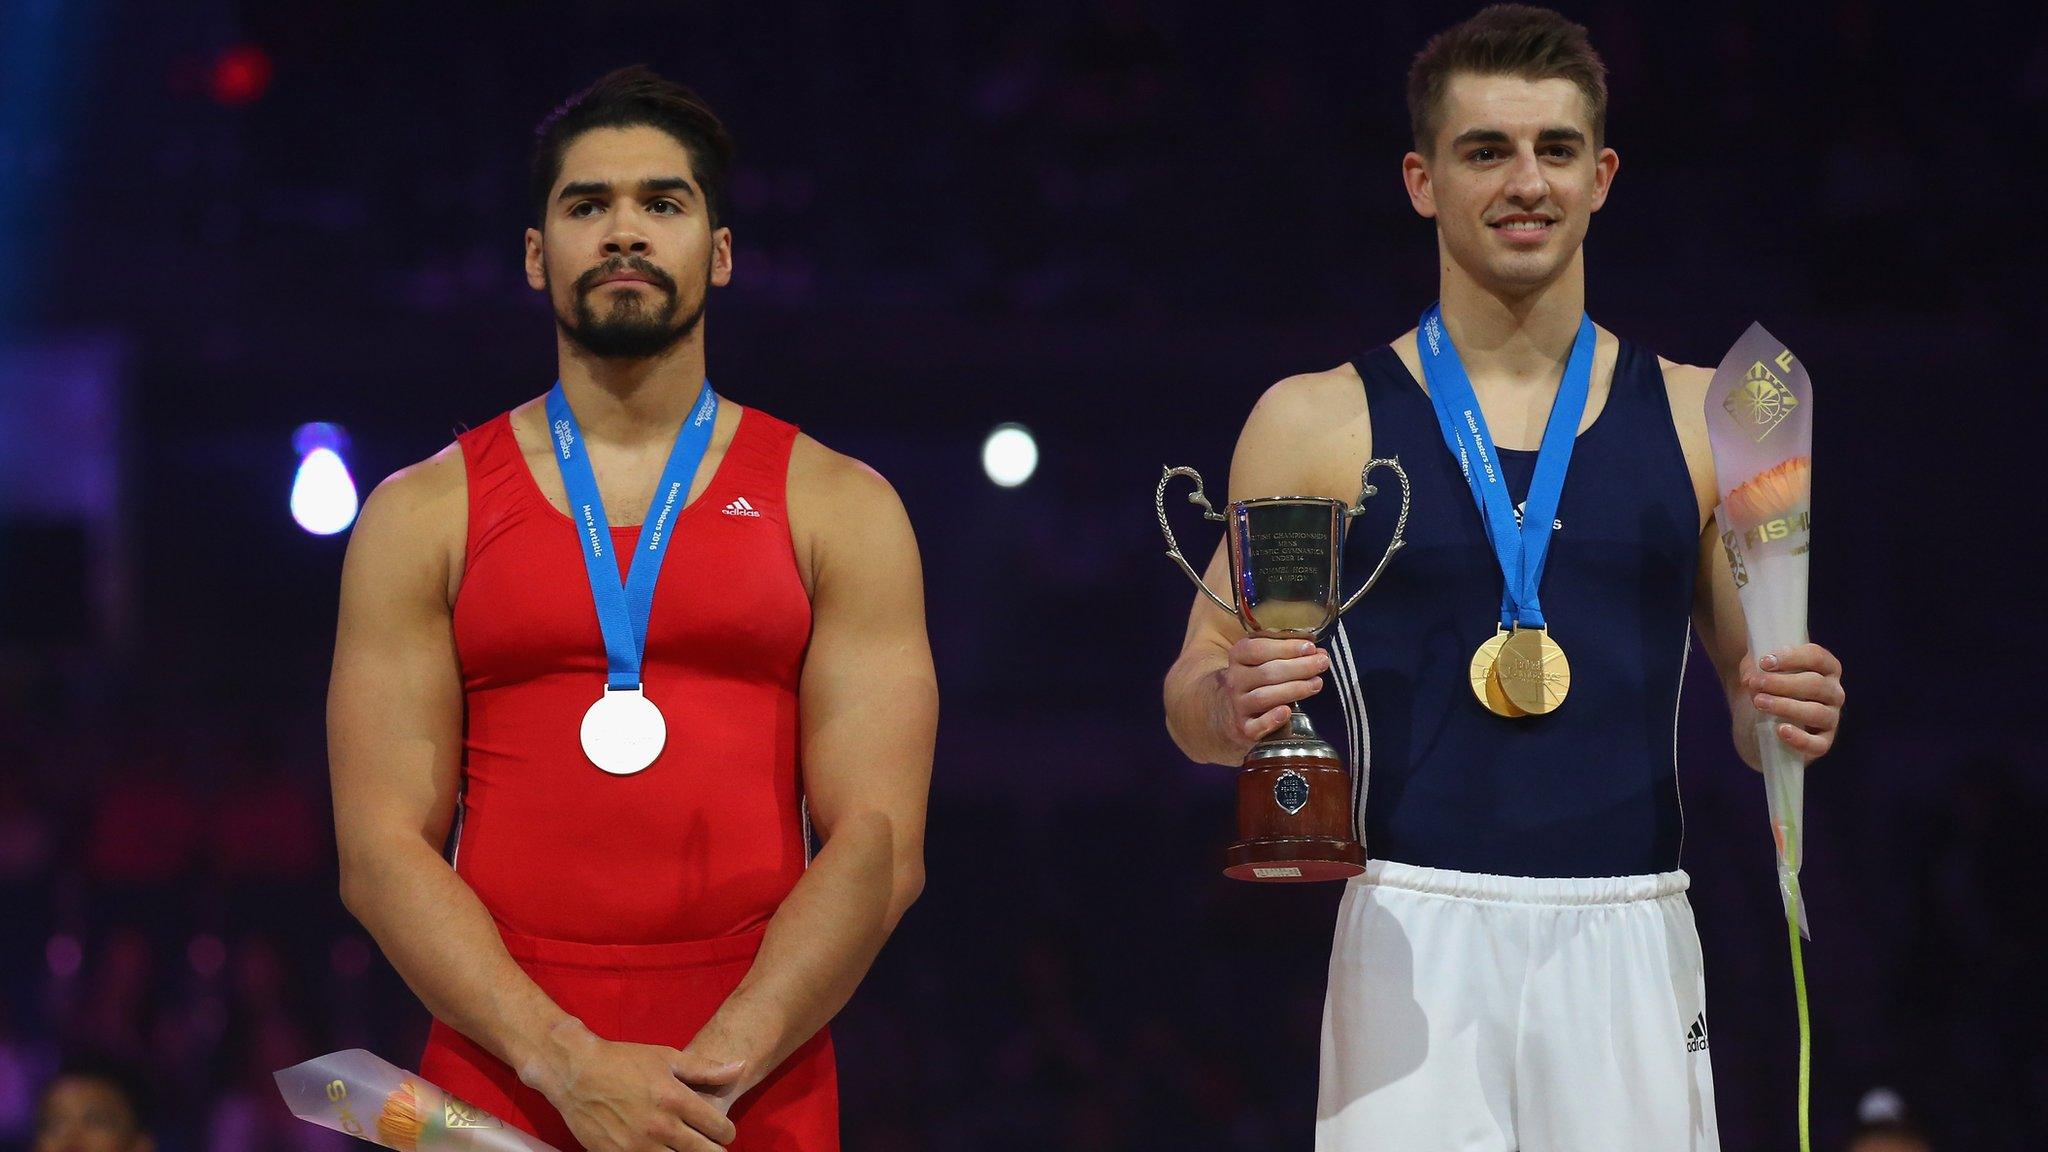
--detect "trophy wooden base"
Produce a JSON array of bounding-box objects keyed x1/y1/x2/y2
[
  {"x1": 1224, "y1": 714, "x2": 1365, "y2": 883},
  {"x1": 1223, "y1": 834, "x2": 1365, "y2": 882}
]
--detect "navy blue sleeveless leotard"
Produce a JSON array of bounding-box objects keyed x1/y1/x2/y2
[{"x1": 1324, "y1": 337, "x2": 1700, "y2": 878}]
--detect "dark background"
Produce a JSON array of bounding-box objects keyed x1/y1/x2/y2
[{"x1": 0, "y1": 1, "x2": 2040, "y2": 1149}]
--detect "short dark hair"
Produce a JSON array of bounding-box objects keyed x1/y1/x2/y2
[
  {"x1": 47, "y1": 1053, "x2": 154, "y2": 1133},
  {"x1": 1407, "y1": 5, "x2": 1608, "y2": 154},
  {"x1": 529, "y1": 65, "x2": 735, "y2": 229}
]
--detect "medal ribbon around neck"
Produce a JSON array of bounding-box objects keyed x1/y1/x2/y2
[
  {"x1": 546, "y1": 379, "x2": 718, "y2": 774},
  {"x1": 1421, "y1": 304, "x2": 1593, "y2": 715},
  {"x1": 1416, "y1": 303, "x2": 1594, "y2": 632}
]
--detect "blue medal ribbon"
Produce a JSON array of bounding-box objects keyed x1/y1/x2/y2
[
  {"x1": 545, "y1": 379, "x2": 719, "y2": 691},
  {"x1": 1415, "y1": 303, "x2": 1595, "y2": 630}
]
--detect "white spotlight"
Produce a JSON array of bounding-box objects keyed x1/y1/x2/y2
[
  {"x1": 981, "y1": 423, "x2": 1038, "y2": 488},
  {"x1": 290, "y1": 424, "x2": 358, "y2": 535},
  {"x1": 291, "y1": 447, "x2": 360, "y2": 535}
]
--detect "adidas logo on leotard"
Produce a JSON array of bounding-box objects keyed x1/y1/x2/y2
[
  {"x1": 722, "y1": 496, "x2": 762, "y2": 518},
  {"x1": 1513, "y1": 500, "x2": 1563, "y2": 531},
  {"x1": 1685, "y1": 1012, "x2": 1709, "y2": 1052}
]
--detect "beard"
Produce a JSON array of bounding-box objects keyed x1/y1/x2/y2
[{"x1": 553, "y1": 256, "x2": 708, "y2": 360}]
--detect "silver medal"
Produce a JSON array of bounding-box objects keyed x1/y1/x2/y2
[{"x1": 579, "y1": 686, "x2": 666, "y2": 775}]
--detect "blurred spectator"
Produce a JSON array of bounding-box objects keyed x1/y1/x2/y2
[
  {"x1": 202, "y1": 1009, "x2": 344, "y2": 1152},
  {"x1": 0, "y1": 1005, "x2": 57, "y2": 1149},
  {"x1": 1844, "y1": 1087, "x2": 1932, "y2": 1152},
  {"x1": 63, "y1": 936, "x2": 155, "y2": 1071},
  {"x1": 30, "y1": 1055, "x2": 154, "y2": 1152},
  {"x1": 1845, "y1": 1119, "x2": 1932, "y2": 1152}
]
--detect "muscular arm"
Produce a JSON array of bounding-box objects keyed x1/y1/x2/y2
[
  {"x1": 328, "y1": 453, "x2": 586, "y2": 1077},
  {"x1": 331, "y1": 454, "x2": 739, "y2": 1152},
  {"x1": 680, "y1": 439, "x2": 937, "y2": 1099},
  {"x1": 1692, "y1": 511, "x2": 1768, "y2": 770},
  {"x1": 1692, "y1": 489, "x2": 1846, "y2": 770},
  {"x1": 1666, "y1": 359, "x2": 1773, "y2": 769},
  {"x1": 1163, "y1": 368, "x2": 1366, "y2": 765}
]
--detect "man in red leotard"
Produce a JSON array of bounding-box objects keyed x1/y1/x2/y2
[{"x1": 327, "y1": 67, "x2": 936, "y2": 1152}]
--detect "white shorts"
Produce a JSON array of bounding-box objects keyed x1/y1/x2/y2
[{"x1": 1316, "y1": 861, "x2": 1720, "y2": 1152}]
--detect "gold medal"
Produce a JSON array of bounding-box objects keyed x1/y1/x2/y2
[
  {"x1": 1468, "y1": 628, "x2": 1526, "y2": 717},
  {"x1": 1495, "y1": 626, "x2": 1571, "y2": 714}
]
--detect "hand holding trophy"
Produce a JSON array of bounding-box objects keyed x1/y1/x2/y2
[{"x1": 1156, "y1": 458, "x2": 1410, "y2": 881}]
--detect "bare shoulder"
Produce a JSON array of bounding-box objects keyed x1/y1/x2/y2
[
  {"x1": 369, "y1": 441, "x2": 467, "y2": 519},
  {"x1": 347, "y1": 441, "x2": 468, "y2": 605},
  {"x1": 1247, "y1": 362, "x2": 1367, "y2": 432},
  {"x1": 1658, "y1": 356, "x2": 1716, "y2": 441},
  {"x1": 1659, "y1": 357, "x2": 1715, "y2": 405},
  {"x1": 785, "y1": 432, "x2": 916, "y2": 598},
  {"x1": 787, "y1": 431, "x2": 903, "y2": 515},
  {"x1": 1232, "y1": 361, "x2": 1372, "y2": 503},
  {"x1": 1657, "y1": 357, "x2": 1720, "y2": 529}
]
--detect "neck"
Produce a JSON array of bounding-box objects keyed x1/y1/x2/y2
[
  {"x1": 1437, "y1": 247, "x2": 1586, "y2": 385},
  {"x1": 554, "y1": 326, "x2": 709, "y2": 443}
]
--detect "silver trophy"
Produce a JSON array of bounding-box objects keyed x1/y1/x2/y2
[{"x1": 1157, "y1": 459, "x2": 1410, "y2": 881}]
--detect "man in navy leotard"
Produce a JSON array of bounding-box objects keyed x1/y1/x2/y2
[{"x1": 1162, "y1": 7, "x2": 1845, "y2": 1149}]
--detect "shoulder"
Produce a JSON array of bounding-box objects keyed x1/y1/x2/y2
[
  {"x1": 1227, "y1": 360, "x2": 1376, "y2": 503},
  {"x1": 1658, "y1": 356, "x2": 1715, "y2": 406},
  {"x1": 1656, "y1": 356, "x2": 1717, "y2": 446},
  {"x1": 1237, "y1": 361, "x2": 1369, "y2": 459},
  {"x1": 787, "y1": 431, "x2": 903, "y2": 516},
  {"x1": 362, "y1": 441, "x2": 468, "y2": 529},
  {"x1": 345, "y1": 441, "x2": 468, "y2": 604},
  {"x1": 785, "y1": 432, "x2": 917, "y2": 597},
  {"x1": 1249, "y1": 362, "x2": 1367, "y2": 429},
  {"x1": 1656, "y1": 356, "x2": 1720, "y2": 529}
]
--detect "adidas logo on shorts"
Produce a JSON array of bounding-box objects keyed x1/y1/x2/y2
[
  {"x1": 722, "y1": 496, "x2": 762, "y2": 518},
  {"x1": 1685, "y1": 1012, "x2": 1709, "y2": 1053}
]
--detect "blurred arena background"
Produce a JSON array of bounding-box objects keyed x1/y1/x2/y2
[{"x1": 0, "y1": 1, "x2": 2039, "y2": 1149}]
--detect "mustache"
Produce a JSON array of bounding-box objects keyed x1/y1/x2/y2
[{"x1": 575, "y1": 257, "x2": 677, "y2": 296}]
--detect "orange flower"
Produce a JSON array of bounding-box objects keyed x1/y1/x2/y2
[
  {"x1": 1725, "y1": 456, "x2": 1811, "y2": 530},
  {"x1": 377, "y1": 1081, "x2": 425, "y2": 1152}
]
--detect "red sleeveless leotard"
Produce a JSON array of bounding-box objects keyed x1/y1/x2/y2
[{"x1": 418, "y1": 403, "x2": 838, "y2": 1151}]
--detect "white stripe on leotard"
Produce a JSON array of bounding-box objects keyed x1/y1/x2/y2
[{"x1": 1332, "y1": 621, "x2": 1371, "y2": 852}]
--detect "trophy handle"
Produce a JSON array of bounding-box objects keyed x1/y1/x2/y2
[
  {"x1": 1156, "y1": 466, "x2": 1237, "y2": 618},
  {"x1": 1337, "y1": 457, "x2": 1411, "y2": 616}
]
